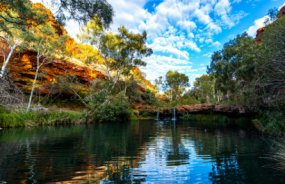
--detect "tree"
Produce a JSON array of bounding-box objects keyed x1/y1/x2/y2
[
  {"x1": 207, "y1": 32, "x2": 255, "y2": 96},
  {"x1": 26, "y1": 24, "x2": 69, "y2": 112},
  {"x1": 0, "y1": 25, "x2": 32, "y2": 77},
  {"x1": 163, "y1": 71, "x2": 189, "y2": 102},
  {"x1": 0, "y1": 0, "x2": 49, "y2": 34},
  {"x1": 0, "y1": 0, "x2": 114, "y2": 31},
  {"x1": 252, "y1": 15, "x2": 285, "y2": 108},
  {"x1": 77, "y1": 18, "x2": 153, "y2": 92},
  {"x1": 193, "y1": 74, "x2": 213, "y2": 103}
]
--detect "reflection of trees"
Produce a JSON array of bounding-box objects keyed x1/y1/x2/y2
[
  {"x1": 166, "y1": 122, "x2": 190, "y2": 166},
  {"x1": 0, "y1": 121, "x2": 284, "y2": 184},
  {"x1": 178, "y1": 121, "x2": 284, "y2": 184},
  {"x1": 0, "y1": 121, "x2": 157, "y2": 183}
]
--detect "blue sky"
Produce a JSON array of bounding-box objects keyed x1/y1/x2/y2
[{"x1": 32, "y1": 0, "x2": 285, "y2": 86}]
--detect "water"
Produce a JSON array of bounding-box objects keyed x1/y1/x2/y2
[{"x1": 0, "y1": 120, "x2": 284, "y2": 184}]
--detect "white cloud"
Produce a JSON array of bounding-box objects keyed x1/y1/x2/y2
[
  {"x1": 279, "y1": 3, "x2": 285, "y2": 10},
  {"x1": 205, "y1": 39, "x2": 213, "y2": 44},
  {"x1": 140, "y1": 55, "x2": 193, "y2": 80},
  {"x1": 211, "y1": 41, "x2": 222, "y2": 47},
  {"x1": 203, "y1": 52, "x2": 213, "y2": 57},
  {"x1": 185, "y1": 41, "x2": 201, "y2": 52},
  {"x1": 246, "y1": 16, "x2": 269, "y2": 37},
  {"x1": 32, "y1": 0, "x2": 248, "y2": 83}
]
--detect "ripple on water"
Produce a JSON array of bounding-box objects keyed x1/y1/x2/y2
[{"x1": 0, "y1": 121, "x2": 284, "y2": 183}]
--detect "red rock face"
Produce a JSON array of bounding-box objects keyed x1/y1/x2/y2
[
  {"x1": 279, "y1": 6, "x2": 285, "y2": 18},
  {"x1": 256, "y1": 27, "x2": 264, "y2": 44},
  {"x1": 0, "y1": 49, "x2": 107, "y2": 94},
  {"x1": 178, "y1": 104, "x2": 248, "y2": 114}
]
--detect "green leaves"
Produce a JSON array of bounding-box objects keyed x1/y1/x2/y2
[{"x1": 207, "y1": 32, "x2": 255, "y2": 96}]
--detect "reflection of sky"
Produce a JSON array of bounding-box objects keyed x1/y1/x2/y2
[{"x1": 129, "y1": 133, "x2": 215, "y2": 183}]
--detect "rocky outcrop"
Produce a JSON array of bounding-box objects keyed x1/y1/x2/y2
[
  {"x1": 0, "y1": 49, "x2": 108, "y2": 94},
  {"x1": 178, "y1": 104, "x2": 249, "y2": 114},
  {"x1": 279, "y1": 6, "x2": 285, "y2": 18},
  {"x1": 256, "y1": 5, "x2": 285, "y2": 44},
  {"x1": 256, "y1": 27, "x2": 264, "y2": 44}
]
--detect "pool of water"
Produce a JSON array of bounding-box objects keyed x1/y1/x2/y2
[{"x1": 0, "y1": 120, "x2": 284, "y2": 184}]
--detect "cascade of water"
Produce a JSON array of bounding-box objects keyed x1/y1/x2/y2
[
  {"x1": 155, "y1": 110, "x2": 160, "y2": 120},
  {"x1": 172, "y1": 108, "x2": 177, "y2": 120}
]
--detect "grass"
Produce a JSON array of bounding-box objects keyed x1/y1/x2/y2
[
  {"x1": 0, "y1": 113, "x2": 26, "y2": 127},
  {"x1": 0, "y1": 110, "x2": 89, "y2": 128},
  {"x1": 266, "y1": 138, "x2": 285, "y2": 172}
]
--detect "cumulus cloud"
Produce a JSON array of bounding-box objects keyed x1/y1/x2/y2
[
  {"x1": 203, "y1": 52, "x2": 213, "y2": 57},
  {"x1": 32, "y1": 0, "x2": 248, "y2": 83},
  {"x1": 210, "y1": 41, "x2": 222, "y2": 47},
  {"x1": 246, "y1": 16, "x2": 269, "y2": 37},
  {"x1": 140, "y1": 55, "x2": 193, "y2": 80}
]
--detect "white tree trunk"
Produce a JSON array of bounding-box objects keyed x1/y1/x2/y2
[
  {"x1": 0, "y1": 44, "x2": 16, "y2": 77},
  {"x1": 27, "y1": 66, "x2": 40, "y2": 112}
]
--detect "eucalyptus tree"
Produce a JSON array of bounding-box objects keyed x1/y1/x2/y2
[
  {"x1": 0, "y1": 0, "x2": 114, "y2": 33},
  {"x1": 253, "y1": 15, "x2": 285, "y2": 108},
  {"x1": 77, "y1": 18, "x2": 153, "y2": 91},
  {"x1": 207, "y1": 32, "x2": 255, "y2": 96},
  {"x1": 26, "y1": 24, "x2": 68, "y2": 112},
  {"x1": 193, "y1": 74, "x2": 215, "y2": 103},
  {"x1": 0, "y1": 0, "x2": 49, "y2": 34},
  {"x1": 0, "y1": 26, "x2": 32, "y2": 77},
  {"x1": 163, "y1": 71, "x2": 189, "y2": 102}
]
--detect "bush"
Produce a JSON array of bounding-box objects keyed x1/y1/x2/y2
[
  {"x1": 94, "y1": 92, "x2": 132, "y2": 122},
  {"x1": 126, "y1": 81, "x2": 142, "y2": 103},
  {"x1": 257, "y1": 110, "x2": 285, "y2": 136},
  {"x1": 180, "y1": 113, "x2": 196, "y2": 120},
  {"x1": 142, "y1": 89, "x2": 157, "y2": 105}
]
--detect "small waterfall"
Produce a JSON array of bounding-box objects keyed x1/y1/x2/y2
[
  {"x1": 172, "y1": 108, "x2": 177, "y2": 121},
  {"x1": 155, "y1": 109, "x2": 160, "y2": 120}
]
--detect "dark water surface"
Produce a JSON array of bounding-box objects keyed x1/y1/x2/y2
[{"x1": 0, "y1": 120, "x2": 284, "y2": 184}]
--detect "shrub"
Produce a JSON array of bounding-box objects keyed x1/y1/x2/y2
[
  {"x1": 180, "y1": 113, "x2": 196, "y2": 120},
  {"x1": 142, "y1": 89, "x2": 157, "y2": 105},
  {"x1": 94, "y1": 92, "x2": 132, "y2": 122}
]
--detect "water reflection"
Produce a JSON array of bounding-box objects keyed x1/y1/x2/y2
[{"x1": 0, "y1": 121, "x2": 284, "y2": 183}]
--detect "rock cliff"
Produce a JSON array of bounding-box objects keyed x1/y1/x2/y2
[{"x1": 178, "y1": 104, "x2": 249, "y2": 114}]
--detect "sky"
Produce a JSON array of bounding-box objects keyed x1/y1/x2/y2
[{"x1": 32, "y1": 0, "x2": 285, "y2": 86}]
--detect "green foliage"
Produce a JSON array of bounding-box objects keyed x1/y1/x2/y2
[
  {"x1": 207, "y1": 32, "x2": 255, "y2": 96},
  {"x1": 0, "y1": 110, "x2": 87, "y2": 128},
  {"x1": 0, "y1": 0, "x2": 114, "y2": 31},
  {"x1": 142, "y1": 89, "x2": 157, "y2": 105},
  {"x1": 256, "y1": 111, "x2": 285, "y2": 136},
  {"x1": 162, "y1": 71, "x2": 189, "y2": 103},
  {"x1": 91, "y1": 92, "x2": 132, "y2": 122},
  {"x1": 0, "y1": 113, "x2": 25, "y2": 127},
  {"x1": 180, "y1": 113, "x2": 196, "y2": 121},
  {"x1": 126, "y1": 81, "x2": 142, "y2": 103},
  {"x1": 214, "y1": 115, "x2": 230, "y2": 123}
]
